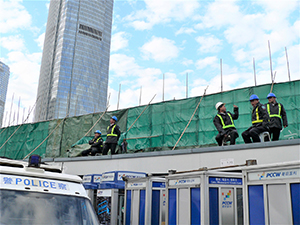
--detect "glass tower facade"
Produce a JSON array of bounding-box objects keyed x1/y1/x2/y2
[
  {"x1": 0, "y1": 62, "x2": 10, "y2": 127},
  {"x1": 34, "y1": 0, "x2": 113, "y2": 122}
]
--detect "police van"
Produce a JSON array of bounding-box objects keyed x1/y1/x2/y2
[{"x1": 0, "y1": 155, "x2": 99, "y2": 225}]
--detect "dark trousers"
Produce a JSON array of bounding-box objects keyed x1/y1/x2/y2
[
  {"x1": 81, "y1": 147, "x2": 101, "y2": 156},
  {"x1": 102, "y1": 143, "x2": 117, "y2": 155},
  {"x1": 242, "y1": 126, "x2": 268, "y2": 143},
  {"x1": 269, "y1": 127, "x2": 281, "y2": 141},
  {"x1": 216, "y1": 130, "x2": 238, "y2": 146}
]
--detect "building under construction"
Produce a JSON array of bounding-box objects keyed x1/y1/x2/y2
[{"x1": 0, "y1": 80, "x2": 299, "y2": 161}]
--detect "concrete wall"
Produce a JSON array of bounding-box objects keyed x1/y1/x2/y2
[{"x1": 44, "y1": 139, "x2": 300, "y2": 176}]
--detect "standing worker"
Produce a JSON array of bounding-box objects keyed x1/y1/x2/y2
[
  {"x1": 80, "y1": 130, "x2": 103, "y2": 156},
  {"x1": 242, "y1": 94, "x2": 270, "y2": 143},
  {"x1": 103, "y1": 116, "x2": 121, "y2": 155},
  {"x1": 213, "y1": 102, "x2": 239, "y2": 146},
  {"x1": 265, "y1": 93, "x2": 288, "y2": 141}
]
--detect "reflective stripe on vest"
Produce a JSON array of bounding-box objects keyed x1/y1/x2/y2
[
  {"x1": 96, "y1": 137, "x2": 103, "y2": 147},
  {"x1": 216, "y1": 113, "x2": 235, "y2": 129},
  {"x1": 252, "y1": 107, "x2": 263, "y2": 124},
  {"x1": 107, "y1": 125, "x2": 118, "y2": 137},
  {"x1": 267, "y1": 103, "x2": 281, "y2": 119}
]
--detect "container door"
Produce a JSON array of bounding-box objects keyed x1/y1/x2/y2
[
  {"x1": 139, "y1": 190, "x2": 146, "y2": 225},
  {"x1": 152, "y1": 190, "x2": 161, "y2": 225},
  {"x1": 168, "y1": 189, "x2": 177, "y2": 225},
  {"x1": 125, "y1": 190, "x2": 131, "y2": 225},
  {"x1": 220, "y1": 188, "x2": 235, "y2": 225},
  {"x1": 290, "y1": 183, "x2": 300, "y2": 225},
  {"x1": 209, "y1": 187, "x2": 219, "y2": 225},
  {"x1": 248, "y1": 185, "x2": 264, "y2": 225},
  {"x1": 178, "y1": 188, "x2": 189, "y2": 225},
  {"x1": 131, "y1": 190, "x2": 140, "y2": 225},
  {"x1": 191, "y1": 188, "x2": 200, "y2": 225},
  {"x1": 267, "y1": 184, "x2": 291, "y2": 225}
]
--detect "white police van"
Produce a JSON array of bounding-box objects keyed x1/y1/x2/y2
[{"x1": 0, "y1": 155, "x2": 99, "y2": 225}]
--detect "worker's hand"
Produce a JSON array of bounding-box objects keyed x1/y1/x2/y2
[
  {"x1": 284, "y1": 125, "x2": 287, "y2": 128},
  {"x1": 224, "y1": 134, "x2": 228, "y2": 138},
  {"x1": 233, "y1": 105, "x2": 238, "y2": 108}
]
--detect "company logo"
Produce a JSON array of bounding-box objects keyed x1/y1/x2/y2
[
  {"x1": 222, "y1": 190, "x2": 231, "y2": 200},
  {"x1": 222, "y1": 190, "x2": 233, "y2": 208},
  {"x1": 258, "y1": 172, "x2": 265, "y2": 180},
  {"x1": 174, "y1": 179, "x2": 194, "y2": 185}
]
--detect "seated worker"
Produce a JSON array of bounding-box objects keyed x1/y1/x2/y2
[
  {"x1": 102, "y1": 116, "x2": 121, "y2": 155},
  {"x1": 81, "y1": 130, "x2": 103, "y2": 156},
  {"x1": 242, "y1": 95, "x2": 270, "y2": 143},
  {"x1": 213, "y1": 102, "x2": 239, "y2": 146},
  {"x1": 265, "y1": 93, "x2": 288, "y2": 141}
]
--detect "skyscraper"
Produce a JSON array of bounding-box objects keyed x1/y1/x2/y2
[
  {"x1": 34, "y1": 0, "x2": 114, "y2": 122},
  {"x1": 0, "y1": 61, "x2": 10, "y2": 127}
]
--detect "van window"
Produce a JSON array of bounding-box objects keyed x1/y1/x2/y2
[{"x1": 0, "y1": 190, "x2": 99, "y2": 225}]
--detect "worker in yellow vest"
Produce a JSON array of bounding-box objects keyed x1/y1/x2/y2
[
  {"x1": 265, "y1": 93, "x2": 288, "y2": 141},
  {"x1": 213, "y1": 102, "x2": 239, "y2": 146},
  {"x1": 242, "y1": 95, "x2": 270, "y2": 143},
  {"x1": 103, "y1": 116, "x2": 121, "y2": 155}
]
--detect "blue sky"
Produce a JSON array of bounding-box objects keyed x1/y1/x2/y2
[{"x1": 0, "y1": 0, "x2": 299, "y2": 126}]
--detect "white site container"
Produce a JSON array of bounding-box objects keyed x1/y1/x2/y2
[
  {"x1": 242, "y1": 161, "x2": 300, "y2": 225},
  {"x1": 124, "y1": 176, "x2": 166, "y2": 225},
  {"x1": 165, "y1": 171, "x2": 243, "y2": 225}
]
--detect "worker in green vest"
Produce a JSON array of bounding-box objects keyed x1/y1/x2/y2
[
  {"x1": 265, "y1": 93, "x2": 288, "y2": 141},
  {"x1": 242, "y1": 94, "x2": 270, "y2": 143},
  {"x1": 213, "y1": 102, "x2": 239, "y2": 146},
  {"x1": 102, "y1": 116, "x2": 121, "y2": 155}
]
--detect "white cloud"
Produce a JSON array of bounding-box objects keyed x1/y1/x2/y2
[
  {"x1": 195, "y1": 56, "x2": 218, "y2": 70},
  {"x1": 140, "y1": 36, "x2": 179, "y2": 62},
  {"x1": 125, "y1": 0, "x2": 200, "y2": 30},
  {"x1": 196, "y1": 34, "x2": 222, "y2": 53},
  {"x1": 35, "y1": 33, "x2": 45, "y2": 50},
  {"x1": 3, "y1": 50, "x2": 42, "y2": 125},
  {"x1": 175, "y1": 27, "x2": 196, "y2": 36},
  {"x1": 111, "y1": 31, "x2": 129, "y2": 52},
  {"x1": 0, "y1": 35, "x2": 26, "y2": 51},
  {"x1": 181, "y1": 58, "x2": 193, "y2": 66},
  {"x1": 0, "y1": 0, "x2": 32, "y2": 33}
]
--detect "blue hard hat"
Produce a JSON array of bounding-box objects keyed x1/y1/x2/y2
[
  {"x1": 95, "y1": 130, "x2": 101, "y2": 134},
  {"x1": 249, "y1": 94, "x2": 259, "y2": 101},
  {"x1": 111, "y1": 116, "x2": 118, "y2": 121},
  {"x1": 267, "y1": 93, "x2": 276, "y2": 99}
]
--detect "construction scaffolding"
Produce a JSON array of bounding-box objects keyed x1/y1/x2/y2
[{"x1": 0, "y1": 80, "x2": 299, "y2": 159}]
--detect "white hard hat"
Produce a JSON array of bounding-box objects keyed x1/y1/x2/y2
[{"x1": 215, "y1": 102, "x2": 224, "y2": 110}]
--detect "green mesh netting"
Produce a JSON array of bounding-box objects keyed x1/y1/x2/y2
[{"x1": 0, "y1": 80, "x2": 299, "y2": 159}]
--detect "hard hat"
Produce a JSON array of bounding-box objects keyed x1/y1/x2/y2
[
  {"x1": 249, "y1": 94, "x2": 259, "y2": 101},
  {"x1": 267, "y1": 93, "x2": 276, "y2": 99},
  {"x1": 215, "y1": 102, "x2": 224, "y2": 110},
  {"x1": 111, "y1": 116, "x2": 118, "y2": 121},
  {"x1": 95, "y1": 130, "x2": 101, "y2": 134}
]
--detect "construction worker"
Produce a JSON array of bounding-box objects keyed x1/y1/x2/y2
[
  {"x1": 242, "y1": 94, "x2": 270, "y2": 143},
  {"x1": 102, "y1": 116, "x2": 121, "y2": 155},
  {"x1": 265, "y1": 93, "x2": 288, "y2": 141},
  {"x1": 81, "y1": 130, "x2": 103, "y2": 156},
  {"x1": 213, "y1": 102, "x2": 239, "y2": 146}
]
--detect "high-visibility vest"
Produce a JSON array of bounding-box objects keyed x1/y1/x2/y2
[
  {"x1": 252, "y1": 107, "x2": 263, "y2": 124},
  {"x1": 107, "y1": 125, "x2": 118, "y2": 137},
  {"x1": 95, "y1": 137, "x2": 103, "y2": 147},
  {"x1": 267, "y1": 103, "x2": 281, "y2": 118},
  {"x1": 216, "y1": 113, "x2": 235, "y2": 129}
]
